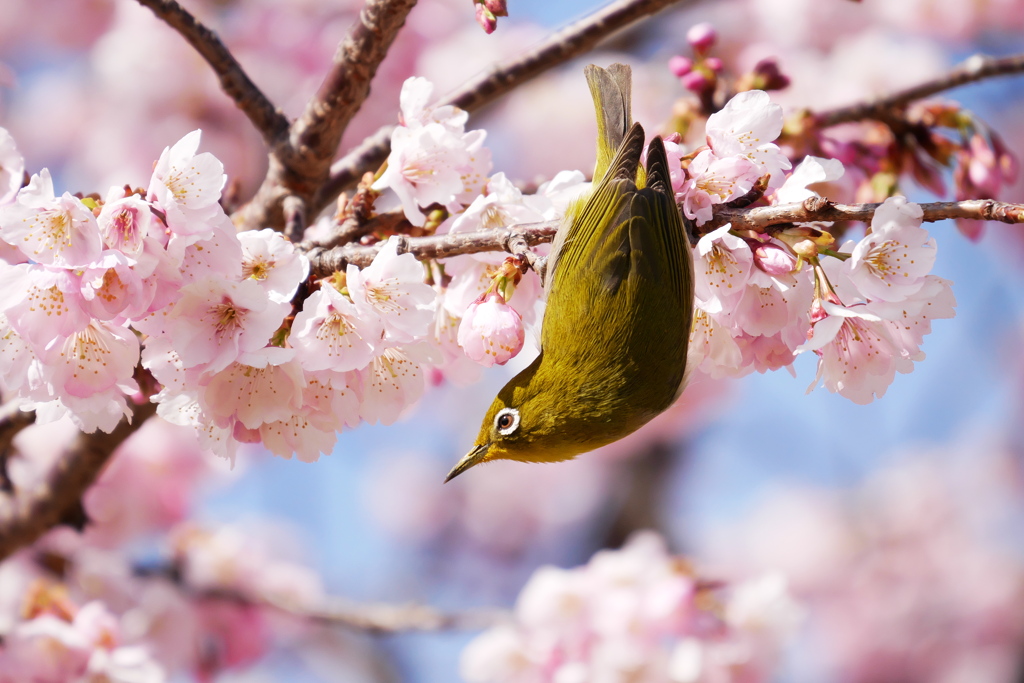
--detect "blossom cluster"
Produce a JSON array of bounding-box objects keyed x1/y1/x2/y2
[
  {"x1": 460, "y1": 531, "x2": 803, "y2": 683},
  {"x1": 0, "y1": 128, "x2": 437, "y2": 461},
  {"x1": 0, "y1": 586, "x2": 165, "y2": 683}
]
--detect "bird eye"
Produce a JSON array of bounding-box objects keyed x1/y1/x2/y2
[{"x1": 494, "y1": 407, "x2": 520, "y2": 436}]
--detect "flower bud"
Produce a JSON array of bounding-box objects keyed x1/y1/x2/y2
[
  {"x1": 458, "y1": 292, "x2": 525, "y2": 367},
  {"x1": 668, "y1": 55, "x2": 693, "y2": 77},
  {"x1": 686, "y1": 22, "x2": 717, "y2": 53},
  {"x1": 704, "y1": 57, "x2": 724, "y2": 73},
  {"x1": 752, "y1": 242, "x2": 795, "y2": 276},
  {"x1": 680, "y1": 70, "x2": 711, "y2": 94},
  {"x1": 483, "y1": 0, "x2": 507, "y2": 16},
  {"x1": 475, "y1": 4, "x2": 497, "y2": 33}
]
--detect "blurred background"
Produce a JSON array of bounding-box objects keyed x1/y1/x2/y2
[{"x1": 3, "y1": 0, "x2": 1024, "y2": 681}]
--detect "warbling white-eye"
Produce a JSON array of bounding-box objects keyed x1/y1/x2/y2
[{"x1": 445, "y1": 63, "x2": 695, "y2": 482}]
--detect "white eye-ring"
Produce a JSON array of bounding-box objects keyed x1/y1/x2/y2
[{"x1": 494, "y1": 407, "x2": 520, "y2": 436}]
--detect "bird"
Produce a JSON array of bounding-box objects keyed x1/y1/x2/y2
[{"x1": 445, "y1": 63, "x2": 694, "y2": 482}]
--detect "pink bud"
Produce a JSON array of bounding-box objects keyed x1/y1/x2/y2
[
  {"x1": 686, "y1": 22, "x2": 717, "y2": 52},
  {"x1": 668, "y1": 55, "x2": 693, "y2": 77},
  {"x1": 483, "y1": 0, "x2": 507, "y2": 16},
  {"x1": 457, "y1": 292, "x2": 524, "y2": 367},
  {"x1": 475, "y1": 4, "x2": 497, "y2": 33},
  {"x1": 752, "y1": 242, "x2": 795, "y2": 276},
  {"x1": 680, "y1": 70, "x2": 711, "y2": 93},
  {"x1": 704, "y1": 57, "x2": 723, "y2": 73}
]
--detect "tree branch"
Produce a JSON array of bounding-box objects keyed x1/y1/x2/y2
[
  {"x1": 0, "y1": 401, "x2": 158, "y2": 563},
  {"x1": 236, "y1": 0, "x2": 418, "y2": 232},
  {"x1": 813, "y1": 53, "x2": 1024, "y2": 128},
  {"x1": 269, "y1": 594, "x2": 505, "y2": 633},
  {"x1": 314, "y1": 0, "x2": 695, "y2": 212},
  {"x1": 708, "y1": 197, "x2": 1024, "y2": 232},
  {"x1": 305, "y1": 219, "x2": 559, "y2": 275},
  {"x1": 304, "y1": 198, "x2": 1024, "y2": 274},
  {"x1": 133, "y1": 0, "x2": 290, "y2": 147}
]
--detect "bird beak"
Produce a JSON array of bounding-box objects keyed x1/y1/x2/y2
[{"x1": 444, "y1": 443, "x2": 490, "y2": 483}]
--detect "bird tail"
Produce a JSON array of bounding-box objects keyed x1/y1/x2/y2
[{"x1": 585, "y1": 63, "x2": 633, "y2": 185}]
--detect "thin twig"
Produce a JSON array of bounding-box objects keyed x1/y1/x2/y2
[
  {"x1": 314, "y1": 0, "x2": 694, "y2": 210},
  {"x1": 814, "y1": 53, "x2": 1024, "y2": 128},
  {"x1": 271, "y1": 595, "x2": 506, "y2": 633},
  {"x1": 133, "y1": 0, "x2": 289, "y2": 146},
  {"x1": 0, "y1": 401, "x2": 158, "y2": 563},
  {"x1": 129, "y1": 560, "x2": 507, "y2": 633},
  {"x1": 305, "y1": 219, "x2": 559, "y2": 275},
  {"x1": 708, "y1": 197, "x2": 1024, "y2": 232},
  {"x1": 305, "y1": 198, "x2": 1024, "y2": 274}
]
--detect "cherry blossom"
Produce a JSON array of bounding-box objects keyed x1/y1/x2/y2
[
  {"x1": 146, "y1": 129, "x2": 226, "y2": 233},
  {"x1": 346, "y1": 237, "x2": 437, "y2": 343},
  {"x1": 0, "y1": 169, "x2": 103, "y2": 267},
  {"x1": 238, "y1": 228, "x2": 309, "y2": 303},
  {"x1": 693, "y1": 224, "x2": 754, "y2": 313},
  {"x1": 290, "y1": 283, "x2": 383, "y2": 372},
  {"x1": 678, "y1": 149, "x2": 761, "y2": 225},
  {"x1": 164, "y1": 277, "x2": 290, "y2": 375},
  {"x1": 847, "y1": 195, "x2": 936, "y2": 302},
  {"x1": 375, "y1": 77, "x2": 492, "y2": 225},
  {"x1": 705, "y1": 90, "x2": 792, "y2": 188}
]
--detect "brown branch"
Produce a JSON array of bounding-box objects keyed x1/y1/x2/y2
[
  {"x1": 133, "y1": 0, "x2": 289, "y2": 147},
  {"x1": 708, "y1": 197, "x2": 1024, "y2": 232},
  {"x1": 128, "y1": 560, "x2": 507, "y2": 634},
  {"x1": 814, "y1": 53, "x2": 1024, "y2": 128},
  {"x1": 236, "y1": 0, "x2": 418, "y2": 232},
  {"x1": 0, "y1": 400, "x2": 158, "y2": 563},
  {"x1": 269, "y1": 594, "x2": 506, "y2": 633},
  {"x1": 305, "y1": 198, "x2": 1024, "y2": 274},
  {"x1": 314, "y1": 0, "x2": 694, "y2": 212},
  {"x1": 304, "y1": 219, "x2": 559, "y2": 275}
]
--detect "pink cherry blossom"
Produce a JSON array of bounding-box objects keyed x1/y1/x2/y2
[
  {"x1": 199, "y1": 351, "x2": 305, "y2": 431},
  {"x1": 705, "y1": 90, "x2": 792, "y2": 188},
  {"x1": 798, "y1": 300, "x2": 899, "y2": 404},
  {"x1": 688, "y1": 305, "x2": 748, "y2": 380},
  {"x1": 457, "y1": 291, "x2": 525, "y2": 367},
  {"x1": 359, "y1": 346, "x2": 426, "y2": 426},
  {"x1": 0, "y1": 169, "x2": 103, "y2": 267},
  {"x1": 238, "y1": 228, "x2": 309, "y2": 303},
  {"x1": 678, "y1": 149, "x2": 761, "y2": 225},
  {"x1": 773, "y1": 155, "x2": 845, "y2": 204},
  {"x1": 1, "y1": 263, "x2": 91, "y2": 350},
  {"x1": 79, "y1": 250, "x2": 151, "y2": 321},
  {"x1": 39, "y1": 319, "x2": 140, "y2": 399},
  {"x1": 96, "y1": 190, "x2": 160, "y2": 256},
  {"x1": 693, "y1": 223, "x2": 754, "y2": 312},
  {"x1": 165, "y1": 277, "x2": 290, "y2": 375},
  {"x1": 147, "y1": 130, "x2": 227, "y2": 234},
  {"x1": 848, "y1": 196, "x2": 936, "y2": 302},
  {"x1": 375, "y1": 77, "x2": 492, "y2": 225},
  {"x1": 347, "y1": 237, "x2": 437, "y2": 343},
  {"x1": 291, "y1": 284, "x2": 383, "y2": 372}
]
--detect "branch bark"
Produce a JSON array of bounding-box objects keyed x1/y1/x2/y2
[
  {"x1": 813, "y1": 52, "x2": 1024, "y2": 128},
  {"x1": 707, "y1": 197, "x2": 1024, "y2": 232},
  {"x1": 305, "y1": 219, "x2": 559, "y2": 274},
  {"x1": 235, "y1": 0, "x2": 418, "y2": 232},
  {"x1": 304, "y1": 198, "x2": 1024, "y2": 274},
  {"x1": 314, "y1": 0, "x2": 695, "y2": 212},
  {"x1": 133, "y1": 0, "x2": 290, "y2": 147},
  {"x1": 0, "y1": 401, "x2": 158, "y2": 562}
]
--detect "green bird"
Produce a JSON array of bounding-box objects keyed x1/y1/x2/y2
[{"x1": 445, "y1": 63, "x2": 695, "y2": 482}]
